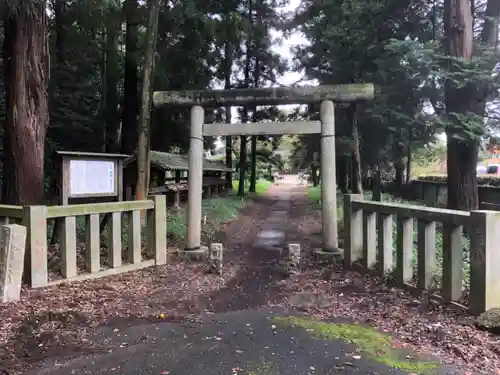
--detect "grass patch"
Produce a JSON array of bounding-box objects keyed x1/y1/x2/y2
[
  {"x1": 307, "y1": 185, "x2": 321, "y2": 202},
  {"x1": 232, "y1": 179, "x2": 272, "y2": 195},
  {"x1": 167, "y1": 196, "x2": 247, "y2": 243},
  {"x1": 246, "y1": 360, "x2": 279, "y2": 375},
  {"x1": 272, "y1": 316, "x2": 439, "y2": 374}
]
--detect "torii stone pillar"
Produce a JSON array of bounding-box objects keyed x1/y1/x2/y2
[
  {"x1": 185, "y1": 106, "x2": 204, "y2": 251},
  {"x1": 152, "y1": 84, "x2": 374, "y2": 257},
  {"x1": 320, "y1": 100, "x2": 338, "y2": 252}
]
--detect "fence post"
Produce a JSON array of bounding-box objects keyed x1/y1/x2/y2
[
  {"x1": 147, "y1": 195, "x2": 167, "y2": 265},
  {"x1": 22, "y1": 206, "x2": 48, "y2": 288},
  {"x1": 343, "y1": 194, "x2": 363, "y2": 266},
  {"x1": 469, "y1": 210, "x2": 500, "y2": 315},
  {"x1": 0, "y1": 224, "x2": 27, "y2": 302}
]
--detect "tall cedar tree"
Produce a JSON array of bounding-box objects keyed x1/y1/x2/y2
[{"x1": 2, "y1": 2, "x2": 49, "y2": 205}]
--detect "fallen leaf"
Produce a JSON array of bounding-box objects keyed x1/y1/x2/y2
[{"x1": 1, "y1": 188, "x2": 500, "y2": 375}]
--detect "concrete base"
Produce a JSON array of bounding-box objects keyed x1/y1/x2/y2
[
  {"x1": 314, "y1": 248, "x2": 344, "y2": 263},
  {"x1": 178, "y1": 247, "x2": 208, "y2": 261}
]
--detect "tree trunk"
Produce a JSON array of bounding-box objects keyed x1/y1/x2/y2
[
  {"x1": 444, "y1": 0, "x2": 477, "y2": 210},
  {"x1": 311, "y1": 164, "x2": 319, "y2": 187},
  {"x1": 445, "y1": 0, "x2": 500, "y2": 211},
  {"x1": 394, "y1": 160, "x2": 405, "y2": 191},
  {"x1": 2, "y1": 3, "x2": 49, "y2": 205},
  {"x1": 238, "y1": 0, "x2": 253, "y2": 197},
  {"x1": 136, "y1": 0, "x2": 162, "y2": 202},
  {"x1": 54, "y1": 0, "x2": 66, "y2": 64},
  {"x1": 223, "y1": 39, "x2": 233, "y2": 190},
  {"x1": 337, "y1": 156, "x2": 348, "y2": 193},
  {"x1": 393, "y1": 131, "x2": 405, "y2": 192},
  {"x1": 49, "y1": 0, "x2": 68, "y2": 246},
  {"x1": 480, "y1": 0, "x2": 500, "y2": 46},
  {"x1": 372, "y1": 165, "x2": 382, "y2": 201},
  {"x1": 406, "y1": 126, "x2": 412, "y2": 183},
  {"x1": 348, "y1": 104, "x2": 363, "y2": 195},
  {"x1": 104, "y1": 7, "x2": 121, "y2": 152},
  {"x1": 100, "y1": 28, "x2": 107, "y2": 152},
  {"x1": 446, "y1": 136, "x2": 478, "y2": 209},
  {"x1": 238, "y1": 135, "x2": 248, "y2": 197},
  {"x1": 249, "y1": 42, "x2": 261, "y2": 193},
  {"x1": 225, "y1": 112, "x2": 233, "y2": 190},
  {"x1": 121, "y1": 0, "x2": 139, "y2": 155},
  {"x1": 249, "y1": 136, "x2": 257, "y2": 192}
]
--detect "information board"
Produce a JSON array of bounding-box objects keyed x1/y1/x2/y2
[{"x1": 69, "y1": 159, "x2": 116, "y2": 196}]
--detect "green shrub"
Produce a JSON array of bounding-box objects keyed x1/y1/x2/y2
[{"x1": 416, "y1": 175, "x2": 500, "y2": 187}]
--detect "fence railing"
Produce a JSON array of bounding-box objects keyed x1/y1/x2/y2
[
  {"x1": 343, "y1": 194, "x2": 500, "y2": 314},
  {"x1": 0, "y1": 205, "x2": 24, "y2": 225},
  {"x1": 0, "y1": 196, "x2": 167, "y2": 288}
]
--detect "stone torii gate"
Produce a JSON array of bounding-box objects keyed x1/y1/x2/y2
[{"x1": 152, "y1": 84, "x2": 374, "y2": 257}]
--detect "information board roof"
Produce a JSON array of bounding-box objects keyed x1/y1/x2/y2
[
  {"x1": 56, "y1": 151, "x2": 130, "y2": 159},
  {"x1": 124, "y1": 151, "x2": 232, "y2": 172}
]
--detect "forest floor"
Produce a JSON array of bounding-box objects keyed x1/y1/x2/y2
[{"x1": 1, "y1": 177, "x2": 500, "y2": 374}]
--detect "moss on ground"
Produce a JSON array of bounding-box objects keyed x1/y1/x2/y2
[
  {"x1": 272, "y1": 316, "x2": 439, "y2": 374},
  {"x1": 246, "y1": 359, "x2": 279, "y2": 375}
]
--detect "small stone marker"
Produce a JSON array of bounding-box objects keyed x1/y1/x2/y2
[
  {"x1": 279, "y1": 243, "x2": 301, "y2": 276},
  {"x1": 288, "y1": 243, "x2": 301, "y2": 273},
  {"x1": 0, "y1": 224, "x2": 27, "y2": 302},
  {"x1": 208, "y1": 242, "x2": 223, "y2": 275}
]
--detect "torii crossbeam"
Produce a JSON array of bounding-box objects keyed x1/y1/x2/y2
[{"x1": 152, "y1": 84, "x2": 375, "y2": 257}]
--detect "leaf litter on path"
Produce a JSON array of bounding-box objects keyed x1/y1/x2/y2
[
  {"x1": 0, "y1": 197, "x2": 266, "y2": 374},
  {"x1": 279, "y1": 195, "x2": 500, "y2": 374},
  {"x1": 1, "y1": 185, "x2": 500, "y2": 375}
]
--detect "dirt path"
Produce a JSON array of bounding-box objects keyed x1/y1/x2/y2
[
  {"x1": 0, "y1": 179, "x2": 307, "y2": 374},
  {"x1": 2, "y1": 179, "x2": 500, "y2": 374},
  {"x1": 200, "y1": 179, "x2": 309, "y2": 312}
]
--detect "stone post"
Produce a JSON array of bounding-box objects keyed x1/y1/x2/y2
[
  {"x1": 469, "y1": 210, "x2": 500, "y2": 314},
  {"x1": 208, "y1": 242, "x2": 223, "y2": 275},
  {"x1": 186, "y1": 105, "x2": 205, "y2": 252},
  {"x1": 0, "y1": 224, "x2": 27, "y2": 302},
  {"x1": 148, "y1": 195, "x2": 167, "y2": 265},
  {"x1": 172, "y1": 191, "x2": 181, "y2": 211},
  {"x1": 343, "y1": 194, "x2": 363, "y2": 265},
  {"x1": 22, "y1": 206, "x2": 48, "y2": 288},
  {"x1": 320, "y1": 100, "x2": 338, "y2": 252}
]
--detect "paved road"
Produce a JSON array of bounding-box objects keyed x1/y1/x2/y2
[
  {"x1": 19, "y1": 180, "x2": 480, "y2": 375},
  {"x1": 26, "y1": 308, "x2": 433, "y2": 375}
]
